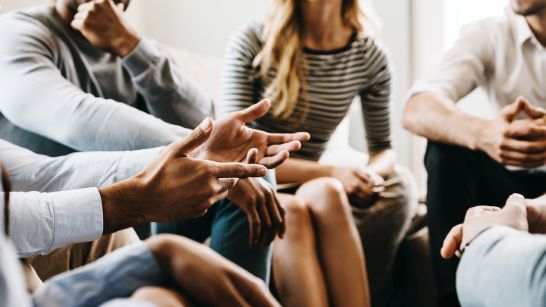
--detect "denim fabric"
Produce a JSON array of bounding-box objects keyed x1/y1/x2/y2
[{"x1": 156, "y1": 170, "x2": 276, "y2": 282}]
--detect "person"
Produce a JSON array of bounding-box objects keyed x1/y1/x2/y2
[
  {"x1": 1, "y1": 166, "x2": 280, "y2": 307},
  {"x1": 220, "y1": 0, "x2": 417, "y2": 305},
  {"x1": 440, "y1": 193, "x2": 546, "y2": 307},
  {"x1": 0, "y1": 0, "x2": 310, "y2": 282},
  {"x1": 402, "y1": 0, "x2": 546, "y2": 305},
  {"x1": 3, "y1": 120, "x2": 267, "y2": 258}
]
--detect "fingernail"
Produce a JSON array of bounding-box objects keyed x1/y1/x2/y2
[
  {"x1": 198, "y1": 117, "x2": 212, "y2": 132},
  {"x1": 511, "y1": 193, "x2": 524, "y2": 199}
]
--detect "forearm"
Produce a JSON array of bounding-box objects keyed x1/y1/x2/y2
[
  {"x1": 275, "y1": 158, "x2": 334, "y2": 184},
  {"x1": 10, "y1": 189, "x2": 103, "y2": 257},
  {"x1": 32, "y1": 244, "x2": 163, "y2": 307},
  {"x1": 1, "y1": 139, "x2": 161, "y2": 192},
  {"x1": 403, "y1": 92, "x2": 486, "y2": 150},
  {"x1": 367, "y1": 149, "x2": 396, "y2": 178},
  {"x1": 123, "y1": 38, "x2": 215, "y2": 127},
  {"x1": 457, "y1": 227, "x2": 546, "y2": 307}
]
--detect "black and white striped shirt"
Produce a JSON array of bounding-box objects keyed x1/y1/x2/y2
[{"x1": 220, "y1": 21, "x2": 392, "y2": 161}]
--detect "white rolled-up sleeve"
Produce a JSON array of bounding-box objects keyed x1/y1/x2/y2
[
  {"x1": 9, "y1": 188, "x2": 103, "y2": 258},
  {"x1": 408, "y1": 20, "x2": 494, "y2": 102}
]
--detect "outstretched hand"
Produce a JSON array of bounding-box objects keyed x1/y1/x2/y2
[{"x1": 194, "y1": 99, "x2": 310, "y2": 168}]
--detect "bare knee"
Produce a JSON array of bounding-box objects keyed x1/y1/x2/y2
[
  {"x1": 296, "y1": 177, "x2": 351, "y2": 218},
  {"x1": 278, "y1": 194, "x2": 311, "y2": 225}
]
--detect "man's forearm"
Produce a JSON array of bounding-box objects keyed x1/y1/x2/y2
[{"x1": 403, "y1": 92, "x2": 486, "y2": 150}]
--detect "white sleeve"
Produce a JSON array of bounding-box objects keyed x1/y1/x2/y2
[
  {"x1": 9, "y1": 188, "x2": 103, "y2": 257},
  {"x1": 0, "y1": 139, "x2": 161, "y2": 192},
  {"x1": 408, "y1": 20, "x2": 495, "y2": 102}
]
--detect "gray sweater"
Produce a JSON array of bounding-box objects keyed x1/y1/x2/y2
[{"x1": 0, "y1": 5, "x2": 214, "y2": 156}]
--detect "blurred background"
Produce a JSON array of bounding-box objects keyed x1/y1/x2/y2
[{"x1": 0, "y1": 0, "x2": 506, "y2": 191}]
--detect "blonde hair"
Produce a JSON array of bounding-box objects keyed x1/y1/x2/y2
[{"x1": 253, "y1": 0, "x2": 379, "y2": 119}]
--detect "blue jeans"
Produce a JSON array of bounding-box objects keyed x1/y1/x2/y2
[{"x1": 155, "y1": 170, "x2": 276, "y2": 282}]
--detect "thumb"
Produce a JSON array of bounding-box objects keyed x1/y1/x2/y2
[
  {"x1": 171, "y1": 118, "x2": 213, "y2": 156},
  {"x1": 521, "y1": 98, "x2": 546, "y2": 119},
  {"x1": 503, "y1": 194, "x2": 528, "y2": 231},
  {"x1": 501, "y1": 98, "x2": 525, "y2": 122},
  {"x1": 245, "y1": 148, "x2": 259, "y2": 164},
  {"x1": 233, "y1": 99, "x2": 271, "y2": 123}
]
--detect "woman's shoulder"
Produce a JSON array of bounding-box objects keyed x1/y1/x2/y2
[
  {"x1": 352, "y1": 34, "x2": 389, "y2": 57},
  {"x1": 229, "y1": 20, "x2": 265, "y2": 50}
]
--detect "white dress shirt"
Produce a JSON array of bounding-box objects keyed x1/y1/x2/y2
[
  {"x1": 0, "y1": 139, "x2": 161, "y2": 257},
  {"x1": 409, "y1": 7, "x2": 546, "y2": 171},
  {"x1": 410, "y1": 7, "x2": 546, "y2": 111}
]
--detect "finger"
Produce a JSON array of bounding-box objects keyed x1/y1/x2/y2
[
  {"x1": 267, "y1": 132, "x2": 311, "y2": 144},
  {"x1": 501, "y1": 138, "x2": 546, "y2": 154},
  {"x1": 245, "y1": 148, "x2": 259, "y2": 164},
  {"x1": 233, "y1": 99, "x2": 271, "y2": 123},
  {"x1": 277, "y1": 200, "x2": 286, "y2": 238},
  {"x1": 505, "y1": 122, "x2": 546, "y2": 140},
  {"x1": 501, "y1": 98, "x2": 526, "y2": 122},
  {"x1": 209, "y1": 162, "x2": 268, "y2": 178},
  {"x1": 70, "y1": 19, "x2": 84, "y2": 31},
  {"x1": 354, "y1": 170, "x2": 372, "y2": 184},
  {"x1": 229, "y1": 272, "x2": 280, "y2": 307},
  {"x1": 258, "y1": 151, "x2": 290, "y2": 169},
  {"x1": 521, "y1": 98, "x2": 546, "y2": 119},
  {"x1": 440, "y1": 224, "x2": 463, "y2": 259},
  {"x1": 503, "y1": 193, "x2": 527, "y2": 216},
  {"x1": 208, "y1": 190, "x2": 230, "y2": 206},
  {"x1": 247, "y1": 206, "x2": 261, "y2": 245},
  {"x1": 171, "y1": 118, "x2": 213, "y2": 156},
  {"x1": 256, "y1": 199, "x2": 273, "y2": 245},
  {"x1": 265, "y1": 190, "x2": 283, "y2": 238},
  {"x1": 501, "y1": 158, "x2": 546, "y2": 169},
  {"x1": 266, "y1": 141, "x2": 302, "y2": 156},
  {"x1": 217, "y1": 178, "x2": 239, "y2": 191},
  {"x1": 499, "y1": 150, "x2": 546, "y2": 165},
  {"x1": 76, "y1": 1, "x2": 94, "y2": 12}
]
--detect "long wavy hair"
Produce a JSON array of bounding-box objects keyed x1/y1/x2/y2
[{"x1": 253, "y1": 0, "x2": 380, "y2": 119}]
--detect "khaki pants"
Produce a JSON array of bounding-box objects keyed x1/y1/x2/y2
[
  {"x1": 22, "y1": 228, "x2": 139, "y2": 292},
  {"x1": 352, "y1": 166, "x2": 418, "y2": 307}
]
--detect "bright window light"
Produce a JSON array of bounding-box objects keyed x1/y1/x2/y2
[{"x1": 443, "y1": 0, "x2": 507, "y2": 48}]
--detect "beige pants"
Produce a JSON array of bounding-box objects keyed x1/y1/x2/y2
[
  {"x1": 351, "y1": 166, "x2": 418, "y2": 307},
  {"x1": 22, "y1": 228, "x2": 140, "y2": 292}
]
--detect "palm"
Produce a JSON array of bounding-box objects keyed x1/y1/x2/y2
[{"x1": 195, "y1": 99, "x2": 310, "y2": 168}]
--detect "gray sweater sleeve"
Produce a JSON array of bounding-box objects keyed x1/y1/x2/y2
[
  {"x1": 122, "y1": 38, "x2": 216, "y2": 127},
  {"x1": 0, "y1": 14, "x2": 192, "y2": 151},
  {"x1": 457, "y1": 226, "x2": 546, "y2": 307}
]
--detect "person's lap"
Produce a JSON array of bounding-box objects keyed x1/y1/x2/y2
[
  {"x1": 156, "y1": 171, "x2": 277, "y2": 282},
  {"x1": 425, "y1": 141, "x2": 546, "y2": 307}
]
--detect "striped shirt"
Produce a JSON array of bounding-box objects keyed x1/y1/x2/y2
[{"x1": 220, "y1": 21, "x2": 393, "y2": 161}]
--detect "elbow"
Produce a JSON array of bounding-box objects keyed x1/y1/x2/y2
[{"x1": 401, "y1": 95, "x2": 420, "y2": 133}]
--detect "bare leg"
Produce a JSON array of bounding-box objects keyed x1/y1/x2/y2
[
  {"x1": 273, "y1": 194, "x2": 328, "y2": 307},
  {"x1": 296, "y1": 178, "x2": 371, "y2": 307}
]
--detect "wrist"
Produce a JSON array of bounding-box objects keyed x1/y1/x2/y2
[
  {"x1": 470, "y1": 119, "x2": 491, "y2": 151},
  {"x1": 113, "y1": 31, "x2": 140, "y2": 58},
  {"x1": 99, "y1": 178, "x2": 146, "y2": 233}
]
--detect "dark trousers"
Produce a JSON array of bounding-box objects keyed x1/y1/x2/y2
[{"x1": 424, "y1": 141, "x2": 546, "y2": 307}]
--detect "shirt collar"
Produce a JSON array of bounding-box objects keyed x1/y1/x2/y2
[{"x1": 507, "y1": 6, "x2": 536, "y2": 46}]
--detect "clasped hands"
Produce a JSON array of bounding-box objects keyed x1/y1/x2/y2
[{"x1": 478, "y1": 97, "x2": 546, "y2": 169}]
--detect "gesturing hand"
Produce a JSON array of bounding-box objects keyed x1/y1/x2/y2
[
  {"x1": 147, "y1": 235, "x2": 281, "y2": 307},
  {"x1": 99, "y1": 118, "x2": 268, "y2": 233},
  {"x1": 71, "y1": 0, "x2": 140, "y2": 57},
  {"x1": 331, "y1": 166, "x2": 385, "y2": 207},
  {"x1": 195, "y1": 99, "x2": 310, "y2": 168},
  {"x1": 440, "y1": 194, "x2": 528, "y2": 259},
  {"x1": 228, "y1": 151, "x2": 286, "y2": 246},
  {"x1": 477, "y1": 98, "x2": 546, "y2": 168}
]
